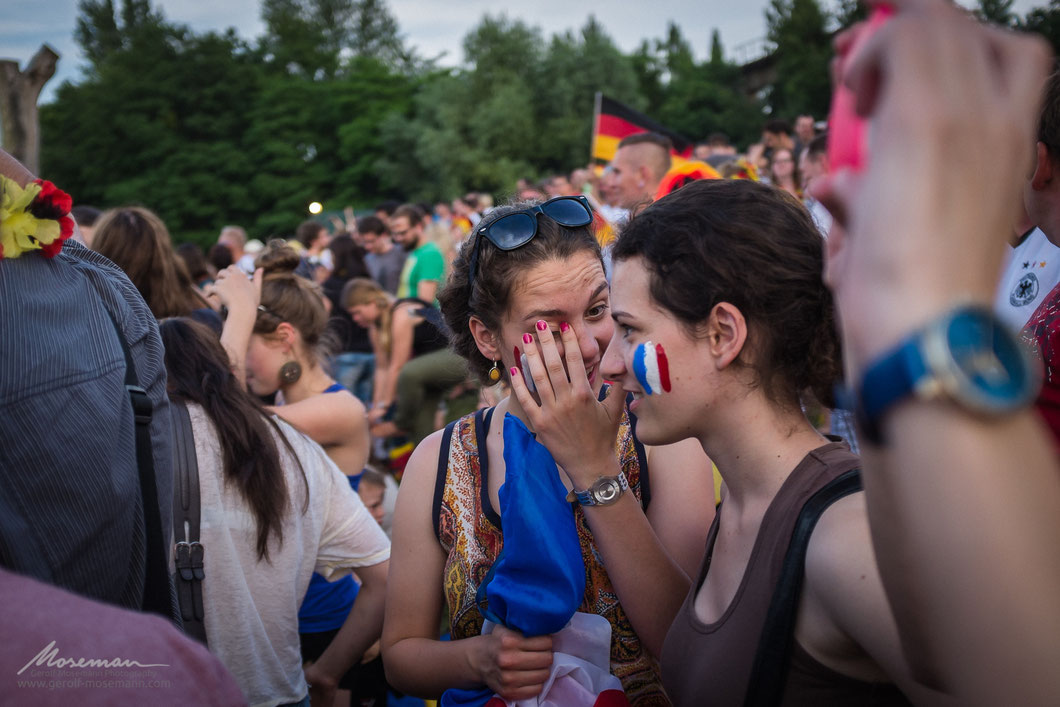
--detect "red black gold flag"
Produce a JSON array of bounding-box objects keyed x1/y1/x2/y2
[{"x1": 591, "y1": 93, "x2": 694, "y2": 164}]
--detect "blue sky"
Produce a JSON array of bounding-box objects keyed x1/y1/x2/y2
[{"x1": 0, "y1": 0, "x2": 1043, "y2": 104}]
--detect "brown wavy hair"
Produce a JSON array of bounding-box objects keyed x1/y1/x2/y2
[
  {"x1": 438, "y1": 202, "x2": 602, "y2": 383},
  {"x1": 92, "y1": 207, "x2": 209, "y2": 319},
  {"x1": 612, "y1": 179, "x2": 842, "y2": 409}
]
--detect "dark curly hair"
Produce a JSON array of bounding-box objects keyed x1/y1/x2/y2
[
  {"x1": 439, "y1": 202, "x2": 603, "y2": 383},
  {"x1": 612, "y1": 179, "x2": 842, "y2": 409}
]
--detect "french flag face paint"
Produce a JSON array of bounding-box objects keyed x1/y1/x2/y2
[{"x1": 632, "y1": 341, "x2": 671, "y2": 395}]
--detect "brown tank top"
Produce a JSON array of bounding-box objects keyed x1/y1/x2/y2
[
  {"x1": 661, "y1": 441, "x2": 911, "y2": 707},
  {"x1": 434, "y1": 406, "x2": 671, "y2": 706}
]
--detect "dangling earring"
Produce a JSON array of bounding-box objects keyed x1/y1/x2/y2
[
  {"x1": 279, "y1": 360, "x2": 302, "y2": 385},
  {"x1": 487, "y1": 359, "x2": 501, "y2": 383}
]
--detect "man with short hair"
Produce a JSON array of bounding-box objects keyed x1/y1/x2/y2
[
  {"x1": 391, "y1": 204, "x2": 444, "y2": 303},
  {"x1": 794, "y1": 114, "x2": 816, "y2": 146},
  {"x1": 543, "y1": 174, "x2": 574, "y2": 198},
  {"x1": 218, "y1": 225, "x2": 254, "y2": 273},
  {"x1": 704, "y1": 132, "x2": 737, "y2": 169},
  {"x1": 604, "y1": 132, "x2": 673, "y2": 212},
  {"x1": 358, "y1": 215, "x2": 406, "y2": 295},
  {"x1": 762, "y1": 119, "x2": 796, "y2": 154}
]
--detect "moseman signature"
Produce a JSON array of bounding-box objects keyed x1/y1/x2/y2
[{"x1": 17, "y1": 642, "x2": 169, "y2": 676}]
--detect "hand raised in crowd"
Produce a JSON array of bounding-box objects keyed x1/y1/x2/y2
[
  {"x1": 814, "y1": 0, "x2": 1052, "y2": 375},
  {"x1": 509, "y1": 321, "x2": 626, "y2": 487},
  {"x1": 205, "y1": 265, "x2": 263, "y2": 315},
  {"x1": 811, "y1": 2, "x2": 1060, "y2": 704},
  {"x1": 205, "y1": 266, "x2": 264, "y2": 388}
]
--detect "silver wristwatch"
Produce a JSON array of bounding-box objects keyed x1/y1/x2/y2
[{"x1": 572, "y1": 471, "x2": 629, "y2": 507}]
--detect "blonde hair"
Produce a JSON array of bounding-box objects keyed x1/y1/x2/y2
[{"x1": 341, "y1": 277, "x2": 394, "y2": 356}]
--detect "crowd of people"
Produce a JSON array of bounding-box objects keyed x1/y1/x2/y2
[{"x1": 2, "y1": 2, "x2": 1060, "y2": 706}]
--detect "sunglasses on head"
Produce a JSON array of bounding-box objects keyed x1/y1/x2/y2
[{"x1": 468, "y1": 195, "x2": 594, "y2": 297}]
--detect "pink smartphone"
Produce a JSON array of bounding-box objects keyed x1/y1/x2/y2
[{"x1": 827, "y1": 5, "x2": 895, "y2": 173}]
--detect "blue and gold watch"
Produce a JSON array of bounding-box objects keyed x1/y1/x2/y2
[{"x1": 856, "y1": 305, "x2": 1041, "y2": 445}]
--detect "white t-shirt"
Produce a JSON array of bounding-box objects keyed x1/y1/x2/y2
[
  {"x1": 994, "y1": 228, "x2": 1060, "y2": 332},
  {"x1": 183, "y1": 404, "x2": 390, "y2": 707},
  {"x1": 805, "y1": 197, "x2": 833, "y2": 238}
]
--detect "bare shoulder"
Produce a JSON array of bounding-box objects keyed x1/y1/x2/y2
[
  {"x1": 394, "y1": 428, "x2": 447, "y2": 513},
  {"x1": 805, "y1": 491, "x2": 873, "y2": 594}
]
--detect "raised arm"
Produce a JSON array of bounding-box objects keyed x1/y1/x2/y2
[
  {"x1": 818, "y1": 2, "x2": 1060, "y2": 703},
  {"x1": 204, "y1": 266, "x2": 262, "y2": 387},
  {"x1": 509, "y1": 324, "x2": 711, "y2": 657}
]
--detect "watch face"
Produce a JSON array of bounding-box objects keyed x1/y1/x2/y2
[
  {"x1": 938, "y1": 308, "x2": 1038, "y2": 413},
  {"x1": 592, "y1": 477, "x2": 622, "y2": 504}
]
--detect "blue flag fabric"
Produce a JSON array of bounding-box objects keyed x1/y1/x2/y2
[{"x1": 440, "y1": 413, "x2": 587, "y2": 707}]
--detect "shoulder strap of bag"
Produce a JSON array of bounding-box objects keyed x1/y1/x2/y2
[
  {"x1": 743, "y1": 468, "x2": 863, "y2": 707},
  {"x1": 103, "y1": 309, "x2": 174, "y2": 621},
  {"x1": 170, "y1": 399, "x2": 207, "y2": 645}
]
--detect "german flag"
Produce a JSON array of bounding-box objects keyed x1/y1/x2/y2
[{"x1": 591, "y1": 94, "x2": 694, "y2": 164}]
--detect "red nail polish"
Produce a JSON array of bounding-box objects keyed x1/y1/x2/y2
[
  {"x1": 513, "y1": 346, "x2": 521, "y2": 365},
  {"x1": 510, "y1": 367, "x2": 519, "y2": 377},
  {"x1": 523, "y1": 333, "x2": 533, "y2": 344},
  {"x1": 536, "y1": 320, "x2": 547, "y2": 331},
  {"x1": 560, "y1": 321, "x2": 570, "y2": 333}
]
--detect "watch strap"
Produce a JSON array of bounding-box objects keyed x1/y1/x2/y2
[{"x1": 857, "y1": 336, "x2": 930, "y2": 445}]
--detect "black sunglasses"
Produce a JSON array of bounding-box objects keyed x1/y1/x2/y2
[{"x1": 468, "y1": 195, "x2": 594, "y2": 298}]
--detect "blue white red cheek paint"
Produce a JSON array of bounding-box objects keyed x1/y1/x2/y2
[{"x1": 632, "y1": 341, "x2": 672, "y2": 395}]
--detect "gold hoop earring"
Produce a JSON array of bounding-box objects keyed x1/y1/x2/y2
[{"x1": 487, "y1": 359, "x2": 501, "y2": 383}]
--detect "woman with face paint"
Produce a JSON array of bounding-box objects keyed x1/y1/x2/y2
[
  {"x1": 509, "y1": 179, "x2": 946, "y2": 705},
  {"x1": 381, "y1": 196, "x2": 715, "y2": 705}
]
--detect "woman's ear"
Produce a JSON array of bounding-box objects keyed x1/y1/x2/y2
[
  {"x1": 469, "y1": 316, "x2": 501, "y2": 361},
  {"x1": 274, "y1": 322, "x2": 298, "y2": 353},
  {"x1": 706, "y1": 302, "x2": 747, "y2": 370}
]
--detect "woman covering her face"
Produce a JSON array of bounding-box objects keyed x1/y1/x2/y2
[{"x1": 382, "y1": 196, "x2": 715, "y2": 705}]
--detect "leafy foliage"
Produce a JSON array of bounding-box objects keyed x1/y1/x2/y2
[
  {"x1": 43, "y1": 0, "x2": 1060, "y2": 250},
  {"x1": 766, "y1": 0, "x2": 832, "y2": 118}
]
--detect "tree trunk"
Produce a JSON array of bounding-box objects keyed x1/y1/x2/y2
[{"x1": 0, "y1": 45, "x2": 59, "y2": 175}]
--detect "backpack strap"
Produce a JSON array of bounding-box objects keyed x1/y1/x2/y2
[
  {"x1": 743, "y1": 468, "x2": 864, "y2": 707},
  {"x1": 103, "y1": 309, "x2": 174, "y2": 621},
  {"x1": 171, "y1": 399, "x2": 207, "y2": 645}
]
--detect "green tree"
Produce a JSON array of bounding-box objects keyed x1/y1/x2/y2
[
  {"x1": 259, "y1": 0, "x2": 411, "y2": 78},
  {"x1": 977, "y1": 0, "x2": 1017, "y2": 26},
  {"x1": 766, "y1": 0, "x2": 833, "y2": 118},
  {"x1": 1020, "y1": 0, "x2": 1060, "y2": 55},
  {"x1": 832, "y1": 0, "x2": 868, "y2": 30}
]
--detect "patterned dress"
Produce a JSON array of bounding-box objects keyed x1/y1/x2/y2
[{"x1": 433, "y1": 406, "x2": 671, "y2": 706}]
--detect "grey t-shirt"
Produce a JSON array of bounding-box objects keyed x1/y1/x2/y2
[{"x1": 365, "y1": 245, "x2": 407, "y2": 295}]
